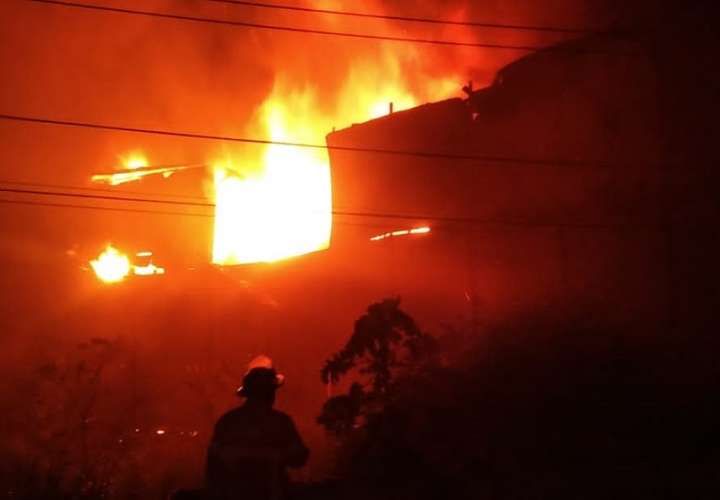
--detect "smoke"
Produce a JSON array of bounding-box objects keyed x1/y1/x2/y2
[{"x1": 0, "y1": 0, "x2": 614, "y2": 182}]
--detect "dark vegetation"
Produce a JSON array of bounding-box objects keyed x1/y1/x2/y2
[
  {"x1": 0, "y1": 336, "x2": 206, "y2": 499},
  {"x1": 3, "y1": 298, "x2": 720, "y2": 499},
  {"x1": 310, "y1": 299, "x2": 720, "y2": 500}
]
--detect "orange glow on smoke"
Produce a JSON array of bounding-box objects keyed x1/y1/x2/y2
[
  {"x1": 121, "y1": 152, "x2": 149, "y2": 170},
  {"x1": 365, "y1": 76, "x2": 458, "y2": 119},
  {"x1": 90, "y1": 245, "x2": 131, "y2": 283},
  {"x1": 91, "y1": 151, "x2": 149, "y2": 185}
]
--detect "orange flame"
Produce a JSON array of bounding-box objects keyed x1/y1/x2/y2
[
  {"x1": 210, "y1": 62, "x2": 457, "y2": 265},
  {"x1": 193, "y1": 35, "x2": 461, "y2": 266},
  {"x1": 121, "y1": 152, "x2": 149, "y2": 170},
  {"x1": 212, "y1": 91, "x2": 332, "y2": 265},
  {"x1": 91, "y1": 151, "x2": 150, "y2": 186}
]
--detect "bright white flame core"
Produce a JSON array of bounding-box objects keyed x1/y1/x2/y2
[
  {"x1": 90, "y1": 245, "x2": 131, "y2": 283},
  {"x1": 212, "y1": 152, "x2": 331, "y2": 264},
  {"x1": 123, "y1": 154, "x2": 148, "y2": 170},
  {"x1": 212, "y1": 97, "x2": 332, "y2": 265}
]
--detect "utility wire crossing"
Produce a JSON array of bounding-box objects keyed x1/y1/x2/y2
[
  {"x1": 29, "y1": 0, "x2": 597, "y2": 52},
  {"x1": 0, "y1": 185, "x2": 664, "y2": 230},
  {"x1": 2, "y1": 179, "x2": 211, "y2": 202},
  {"x1": 206, "y1": 0, "x2": 603, "y2": 34},
  {"x1": 0, "y1": 113, "x2": 632, "y2": 169},
  {"x1": 0, "y1": 197, "x2": 411, "y2": 229},
  {"x1": 0, "y1": 197, "x2": 212, "y2": 218}
]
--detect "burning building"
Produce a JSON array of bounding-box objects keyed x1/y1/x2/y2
[
  {"x1": 3, "y1": 2, "x2": 719, "y2": 497},
  {"x1": 326, "y1": 29, "x2": 720, "y2": 337}
]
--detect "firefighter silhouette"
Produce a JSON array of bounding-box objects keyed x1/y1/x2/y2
[{"x1": 205, "y1": 356, "x2": 309, "y2": 500}]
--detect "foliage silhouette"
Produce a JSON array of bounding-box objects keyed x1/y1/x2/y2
[{"x1": 318, "y1": 298, "x2": 437, "y2": 437}]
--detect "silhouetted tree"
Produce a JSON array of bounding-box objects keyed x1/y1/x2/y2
[
  {"x1": 318, "y1": 298, "x2": 437, "y2": 437},
  {"x1": 320, "y1": 298, "x2": 434, "y2": 393},
  {"x1": 315, "y1": 299, "x2": 444, "y2": 500}
]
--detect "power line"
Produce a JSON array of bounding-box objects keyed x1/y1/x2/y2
[
  {"x1": 0, "y1": 185, "x2": 664, "y2": 230},
  {"x1": 0, "y1": 186, "x2": 215, "y2": 209},
  {"x1": 0, "y1": 197, "x2": 410, "y2": 230},
  {"x1": 1, "y1": 179, "x2": 211, "y2": 202},
  {"x1": 0, "y1": 192, "x2": 403, "y2": 229},
  {"x1": 0, "y1": 186, "x2": 429, "y2": 223},
  {"x1": 0, "y1": 113, "x2": 623, "y2": 168},
  {"x1": 207, "y1": 0, "x2": 601, "y2": 35},
  {"x1": 0, "y1": 197, "x2": 211, "y2": 218},
  {"x1": 28, "y1": 0, "x2": 557, "y2": 52},
  {"x1": 0, "y1": 195, "x2": 439, "y2": 231}
]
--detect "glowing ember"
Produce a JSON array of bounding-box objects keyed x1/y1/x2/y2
[
  {"x1": 156, "y1": 429, "x2": 166, "y2": 435},
  {"x1": 133, "y1": 251, "x2": 166, "y2": 276},
  {"x1": 133, "y1": 263, "x2": 165, "y2": 276},
  {"x1": 370, "y1": 226, "x2": 431, "y2": 242},
  {"x1": 90, "y1": 245, "x2": 131, "y2": 283}
]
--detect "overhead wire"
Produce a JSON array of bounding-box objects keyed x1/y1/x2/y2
[
  {"x1": 4, "y1": 2, "x2": 657, "y2": 259},
  {"x1": 0, "y1": 186, "x2": 214, "y2": 209},
  {"x1": 0, "y1": 0, "x2": 652, "y2": 231},
  {"x1": 0, "y1": 197, "x2": 211, "y2": 218},
  {"x1": 206, "y1": 0, "x2": 604, "y2": 35},
  {"x1": 0, "y1": 197, "x2": 410, "y2": 230},
  {"x1": 0, "y1": 113, "x2": 630, "y2": 169},
  {"x1": 28, "y1": 0, "x2": 593, "y2": 52},
  {"x1": 0, "y1": 185, "x2": 663, "y2": 229},
  {"x1": 1, "y1": 179, "x2": 211, "y2": 202},
  {"x1": 0, "y1": 193, "x2": 433, "y2": 231},
  {"x1": 0, "y1": 188, "x2": 399, "y2": 229}
]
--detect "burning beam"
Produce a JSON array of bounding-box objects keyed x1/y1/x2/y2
[
  {"x1": 91, "y1": 164, "x2": 205, "y2": 186},
  {"x1": 370, "y1": 226, "x2": 431, "y2": 242}
]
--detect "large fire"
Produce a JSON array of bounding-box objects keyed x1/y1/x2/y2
[
  {"x1": 91, "y1": 51, "x2": 460, "y2": 266},
  {"x1": 212, "y1": 96, "x2": 332, "y2": 265},
  {"x1": 211, "y1": 64, "x2": 458, "y2": 265}
]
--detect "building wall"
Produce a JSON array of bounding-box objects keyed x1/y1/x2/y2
[{"x1": 326, "y1": 32, "x2": 719, "y2": 343}]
